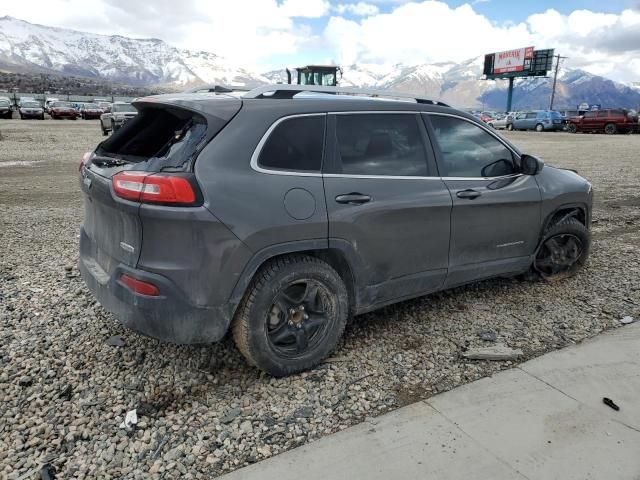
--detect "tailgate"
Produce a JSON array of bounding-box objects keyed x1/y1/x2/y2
[{"x1": 80, "y1": 165, "x2": 142, "y2": 273}]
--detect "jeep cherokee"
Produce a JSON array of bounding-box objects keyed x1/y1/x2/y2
[{"x1": 79, "y1": 85, "x2": 593, "y2": 376}]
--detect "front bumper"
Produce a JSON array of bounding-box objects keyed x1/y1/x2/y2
[
  {"x1": 21, "y1": 111, "x2": 43, "y2": 118},
  {"x1": 79, "y1": 229, "x2": 230, "y2": 344}
]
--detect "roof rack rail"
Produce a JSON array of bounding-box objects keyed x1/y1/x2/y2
[
  {"x1": 184, "y1": 84, "x2": 251, "y2": 94},
  {"x1": 242, "y1": 84, "x2": 449, "y2": 107}
]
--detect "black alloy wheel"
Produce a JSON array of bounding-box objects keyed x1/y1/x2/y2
[
  {"x1": 266, "y1": 279, "x2": 333, "y2": 357},
  {"x1": 534, "y1": 233, "x2": 583, "y2": 279}
]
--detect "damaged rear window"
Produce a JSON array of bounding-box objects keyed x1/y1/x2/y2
[{"x1": 96, "y1": 106, "x2": 208, "y2": 171}]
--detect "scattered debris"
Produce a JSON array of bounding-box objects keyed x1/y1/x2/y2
[
  {"x1": 220, "y1": 407, "x2": 242, "y2": 424},
  {"x1": 119, "y1": 409, "x2": 138, "y2": 431},
  {"x1": 462, "y1": 344, "x2": 523, "y2": 361},
  {"x1": 619, "y1": 316, "x2": 634, "y2": 324},
  {"x1": 478, "y1": 330, "x2": 497, "y2": 342},
  {"x1": 105, "y1": 335, "x2": 126, "y2": 347},
  {"x1": 603, "y1": 397, "x2": 620, "y2": 411},
  {"x1": 40, "y1": 464, "x2": 56, "y2": 480},
  {"x1": 58, "y1": 384, "x2": 73, "y2": 400},
  {"x1": 292, "y1": 406, "x2": 314, "y2": 419}
]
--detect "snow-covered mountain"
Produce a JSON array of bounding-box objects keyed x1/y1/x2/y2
[
  {"x1": 0, "y1": 16, "x2": 268, "y2": 87},
  {"x1": 2, "y1": 16, "x2": 639, "y2": 109}
]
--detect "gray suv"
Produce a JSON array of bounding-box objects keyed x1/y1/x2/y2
[{"x1": 79, "y1": 85, "x2": 592, "y2": 376}]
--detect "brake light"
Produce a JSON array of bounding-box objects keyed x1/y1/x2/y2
[
  {"x1": 80, "y1": 151, "x2": 91, "y2": 171},
  {"x1": 112, "y1": 172, "x2": 196, "y2": 205},
  {"x1": 119, "y1": 274, "x2": 160, "y2": 296}
]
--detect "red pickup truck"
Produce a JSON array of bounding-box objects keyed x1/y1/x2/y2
[{"x1": 567, "y1": 109, "x2": 639, "y2": 134}]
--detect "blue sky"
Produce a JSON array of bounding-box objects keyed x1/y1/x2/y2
[{"x1": 3, "y1": 0, "x2": 640, "y2": 80}]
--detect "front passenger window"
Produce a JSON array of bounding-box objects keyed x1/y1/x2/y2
[{"x1": 429, "y1": 116, "x2": 515, "y2": 178}]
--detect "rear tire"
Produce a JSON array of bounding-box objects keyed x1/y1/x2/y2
[
  {"x1": 531, "y1": 217, "x2": 590, "y2": 282},
  {"x1": 604, "y1": 123, "x2": 616, "y2": 135},
  {"x1": 535, "y1": 123, "x2": 544, "y2": 132},
  {"x1": 232, "y1": 255, "x2": 349, "y2": 377}
]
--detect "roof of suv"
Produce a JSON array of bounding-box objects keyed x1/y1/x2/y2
[{"x1": 135, "y1": 84, "x2": 467, "y2": 121}]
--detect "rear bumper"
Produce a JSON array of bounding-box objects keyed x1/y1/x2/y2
[{"x1": 79, "y1": 229, "x2": 230, "y2": 344}]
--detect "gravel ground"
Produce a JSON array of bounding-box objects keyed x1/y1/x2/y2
[{"x1": 1, "y1": 119, "x2": 639, "y2": 479}]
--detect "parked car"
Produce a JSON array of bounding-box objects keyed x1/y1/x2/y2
[
  {"x1": 487, "y1": 114, "x2": 512, "y2": 130},
  {"x1": 80, "y1": 103, "x2": 104, "y2": 119},
  {"x1": 566, "y1": 109, "x2": 639, "y2": 134},
  {"x1": 44, "y1": 98, "x2": 60, "y2": 113},
  {"x1": 18, "y1": 96, "x2": 36, "y2": 107},
  {"x1": 99, "y1": 102, "x2": 137, "y2": 135},
  {"x1": 49, "y1": 101, "x2": 78, "y2": 120},
  {"x1": 79, "y1": 85, "x2": 593, "y2": 376},
  {"x1": 510, "y1": 111, "x2": 565, "y2": 132},
  {"x1": 18, "y1": 100, "x2": 45, "y2": 120},
  {"x1": 0, "y1": 97, "x2": 13, "y2": 119},
  {"x1": 98, "y1": 101, "x2": 112, "y2": 113}
]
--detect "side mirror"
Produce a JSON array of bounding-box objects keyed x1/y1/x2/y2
[{"x1": 521, "y1": 154, "x2": 544, "y2": 175}]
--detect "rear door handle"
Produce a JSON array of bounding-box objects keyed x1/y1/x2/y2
[
  {"x1": 335, "y1": 193, "x2": 371, "y2": 205},
  {"x1": 456, "y1": 189, "x2": 481, "y2": 199}
]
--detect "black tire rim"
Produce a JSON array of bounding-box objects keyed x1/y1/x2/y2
[
  {"x1": 534, "y1": 234, "x2": 583, "y2": 278},
  {"x1": 605, "y1": 124, "x2": 615, "y2": 134},
  {"x1": 266, "y1": 279, "x2": 334, "y2": 357}
]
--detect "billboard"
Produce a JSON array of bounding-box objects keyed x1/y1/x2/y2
[
  {"x1": 483, "y1": 48, "x2": 554, "y2": 80},
  {"x1": 493, "y1": 46, "x2": 534, "y2": 74}
]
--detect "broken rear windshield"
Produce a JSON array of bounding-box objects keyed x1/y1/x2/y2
[{"x1": 96, "y1": 106, "x2": 208, "y2": 171}]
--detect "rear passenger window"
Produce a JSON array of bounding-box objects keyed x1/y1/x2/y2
[
  {"x1": 429, "y1": 116, "x2": 515, "y2": 178},
  {"x1": 331, "y1": 114, "x2": 428, "y2": 176},
  {"x1": 258, "y1": 116, "x2": 325, "y2": 172}
]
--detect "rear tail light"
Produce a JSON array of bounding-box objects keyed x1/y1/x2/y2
[
  {"x1": 119, "y1": 274, "x2": 160, "y2": 296},
  {"x1": 80, "y1": 151, "x2": 91, "y2": 171},
  {"x1": 112, "y1": 172, "x2": 196, "y2": 205}
]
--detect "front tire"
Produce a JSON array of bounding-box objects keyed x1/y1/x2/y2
[
  {"x1": 604, "y1": 123, "x2": 616, "y2": 135},
  {"x1": 567, "y1": 123, "x2": 577, "y2": 133},
  {"x1": 533, "y1": 217, "x2": 590, "y2": 281},
  {"x1": 232, "y1": 255, "x2": 349, "y2": 376},
  {"x1": 507, "y1": 123, "x2": 513, "y2": 131}
]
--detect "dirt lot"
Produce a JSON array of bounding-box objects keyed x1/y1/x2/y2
[{"x1": 1, "y1": 119, "x2": 639, "y2": 479}]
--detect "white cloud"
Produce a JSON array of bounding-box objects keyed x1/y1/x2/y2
[
  {"x1": 2, "y1": 0, "x2": 640, "y2": 80},
  {"x1": 323, "y1": 2, "x2": 640, "y2": 81},
  {"x1": 279, "y1": 0, "x2": 331, "y2": 17},
  {"x1": 334, "y1": 2, "x2": 380, "y2": 16}
]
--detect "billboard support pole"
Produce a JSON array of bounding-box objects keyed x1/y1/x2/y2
[
  {"x1": 549, "y1": 54, "x2": 567, "y2": 110},
  {"x1": 506, "y1": 77, "x2": 514, "y2": 112}
]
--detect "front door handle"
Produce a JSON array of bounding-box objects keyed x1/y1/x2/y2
[
  {"x1": 335, "y1": 193, "x2": 371, "y2": 205},
  {"x1": 456, "y1": 189, "x2": 481, "y2": 200}
]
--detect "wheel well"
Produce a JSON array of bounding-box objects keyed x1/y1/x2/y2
[
  {"x1": 544, "y1": 206, "x2": 586, "y2": 233},
  {"x1": 250, "y1": 249, "x2": 357, "y2": 315}
]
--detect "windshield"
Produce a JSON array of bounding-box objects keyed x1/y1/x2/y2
[
  {"x1": 113, "y1": 104, "x2": 136, "y2": 113},
  {"x1": 23, "y1": 102, "x2": 40, "y2": 108},
  {"x1": 0, "y1": 99, "x2": 10, "y2": 106},
  {"x1": 85, "y1": 104, "x2": 101, "y2": 110},
  {"x1": 549, "y1": 111, "x2": 563, "y2": 118},
  {"x1": 52, "y1": 102, "x2": 72, "y2": 108}
]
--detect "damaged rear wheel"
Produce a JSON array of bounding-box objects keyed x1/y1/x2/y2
[
  {"x1": 232, "y1": 255, "x2": 348, "y2": 377},
  {"x1": 533, "y1": 217, "x2": 590, "y2": 281}
]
